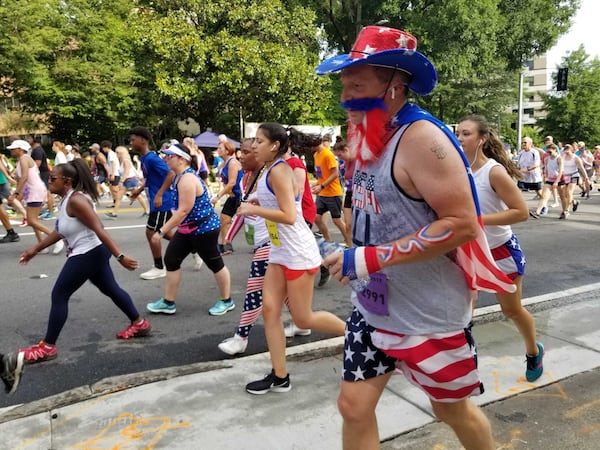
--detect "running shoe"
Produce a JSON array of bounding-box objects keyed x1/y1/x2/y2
[
  {"x1": 540, "y1": 206, "x2": 548, "y2": 215},
  {"x1": 525, "y1": 342, "x2": 544, "y2": 382},
  {"x1": 246, "y1": 369, "x2": 291, "y2": 395},
  {"x1": 146, "y1": 297, "x2": 176, "y2": 314},
  {"x1": 208, "y1": 299, "x2": 235, "y2": 316},
  {"x1": 0, "y1": 232, "x2": 20, "y2": 243},
  {"x1": 528, "y1": 210, "x2": 539, "y2": 219},
  {"x1": 18, "y1": 218, "x2": 28, "y2": 227},
  {"x1": 1, "y1": 352, "x2": 24, "y2": 395},
  {"x1": 105, "y1": 212, "x2": 118, "y2": 219},
  {"x1": 318, "y1": 266, "x2": 331, "y2": 287},
  {"x1": 221, "y1": 243, "x2": 234, "y2": 255},
  {"x1": 218, "y1": 334, "x2": 248, "y2": 355},
  {"x1": 192, "y1": 253, "x2": 204, "y2": 271},
  {"x1": 284, "y1": 322, "x2": 312, "y2": 337},
  {"x1": 52, "y1": 240, "x2": 64, "y2": 255},
  {"x1": 140, "y1": 267, "x2": 166, "y2": 280},
  {"x1": 572, "y1": 200, "x2": 579, "y2": 212},
  {"x1": 117, "y1": 319, "x2": 152, "y2": 339},
  {"x1": 19, "y1": 341, "x2": 57, "y2": 364},
  {"x1": 42, "y1": 213, "x2": 57, "y2": 220}
]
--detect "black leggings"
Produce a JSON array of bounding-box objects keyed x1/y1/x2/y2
[
  {"x1": 44, "y1": 244, "x2": 139, "y2": 345},
  {"x1": 164, "y1": 229, "x2": 224, "y2": 273}
]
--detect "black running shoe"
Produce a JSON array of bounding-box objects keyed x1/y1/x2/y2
[
  {"x1": 1, "y1": 352, "x2": 24, "y2": 395},
  {"x1": 246, "y1": 369, "x2": 291, "y2": 395}
]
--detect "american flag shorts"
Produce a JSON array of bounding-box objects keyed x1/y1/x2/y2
[
  {"x1": 343, "y1": 308, "x2": 484, "y2": 403},
  {"x1": 490, "y1": 234, "x2": 526, "y2": 280}
]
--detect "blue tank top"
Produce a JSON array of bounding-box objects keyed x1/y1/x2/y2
[
  {"x1": 221, "y1": 157, "x2": 243, "y2": 199},
  {"x1": 172, "y1": 168, "x2": 220, "y2": 235}
]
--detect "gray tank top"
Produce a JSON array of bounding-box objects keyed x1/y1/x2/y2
[{"x1": 351, "y1": 125, "x2": 471, "y2": 334}]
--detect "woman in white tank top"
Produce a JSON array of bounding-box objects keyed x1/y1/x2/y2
[
  {"x1": 558, "y1": 144, "x2": 589, "y2": 218},
  {"x1": 457, "y1": 115, "x2": 544, "y2": 382},
  {"x1": 237, "y1": 123, "x2": 345, "y2": 394}
]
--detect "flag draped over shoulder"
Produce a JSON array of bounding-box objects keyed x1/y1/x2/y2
[{"x1": 392, "y1": 104, "x2": 517, "y2": 294}]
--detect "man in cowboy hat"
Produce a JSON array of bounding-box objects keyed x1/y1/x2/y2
[{"x1": 319, "y1": 26, "x2": 503, "y2": 450}]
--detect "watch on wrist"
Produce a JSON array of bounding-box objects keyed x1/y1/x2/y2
[{"x1": 116, "y1": 253, "x2": 125, "y2": 261}]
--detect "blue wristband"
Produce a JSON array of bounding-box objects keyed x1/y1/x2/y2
[{"x1": 342, "y1": 248, "x2": 358, "y2": 280}]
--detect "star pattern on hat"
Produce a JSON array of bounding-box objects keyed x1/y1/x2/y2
[
  {"x1": 363, "y1": 44, "x2": 377, "y2": 55},
  {"x1": 396, "y1": 35, "x2": 409, "y2": 48}
]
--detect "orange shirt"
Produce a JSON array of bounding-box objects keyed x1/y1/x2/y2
[{"x1": 313, "y1": 147, "x2": 343, "y2": 197}]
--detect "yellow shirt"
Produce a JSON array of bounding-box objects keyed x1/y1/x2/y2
[{"x1": 314, "y1": 147, "x2": 343, "y2": 197}]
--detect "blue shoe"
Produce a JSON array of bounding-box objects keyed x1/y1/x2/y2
[
  {"x1": 540, "y1": 207, "x2": 548, "y2": 215},
  {"x1": 146, "y1": 297, "x2": 176, "y2": 314},
  {"x1": 208, "y1": 299, "x2": 235, "y2": 316},
  {"x1": 525, "y1": 342, "x2": 544, "y2": 381},
  {"x1": 42, "y1": 213, "x2": 57, "y2": 220}
]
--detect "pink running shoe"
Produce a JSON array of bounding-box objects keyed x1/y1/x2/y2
[
  {"x1": 117, "y1": 319, "x2": 152, "y2": 339},
  {"x1": 18, "y1": 218, "x2": 28, "y2": 228},
  {"x1": 20, "y1": 341, "x2": 57, "y2": 364}
]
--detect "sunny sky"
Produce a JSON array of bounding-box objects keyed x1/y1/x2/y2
[{"x1": 546, "y1": 0, "x2": 599, "y2": 69}]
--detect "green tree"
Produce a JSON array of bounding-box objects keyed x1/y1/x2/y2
[
  {"x1": 538, "y1": 46, "x2": 600, "y2": 144},
  {"x1": 300, "y1": 0, "x2": 579, "y2": 124},
  {"x1": 133, "y1": 0, "x2": 342, "y2": 138},
  {"x1": 0, "y1": 0, "x2": 144, "y2": 141}
]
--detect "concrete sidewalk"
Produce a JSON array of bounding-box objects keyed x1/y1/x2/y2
[{"x1": 2, "y1": 286, "x2": 600, "y2": 449}]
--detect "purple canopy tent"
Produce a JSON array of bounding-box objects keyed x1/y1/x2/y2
[{"x1": 193, "y1": 131, "x2": 240, "y2": 149}]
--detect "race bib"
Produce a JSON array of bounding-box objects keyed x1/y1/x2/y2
[
  {"x1": 265, "y1": 220, "x2": 281, "y2": 247},
  {"x1": 244, "y1": 223, "x2": 255, "y2": 246},
  {"x1": 357, "y1": 272, "x2": 389, "y2": 316}
]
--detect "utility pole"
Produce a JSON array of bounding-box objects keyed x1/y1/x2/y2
[{"x1": 516, "y1": 70, "x2": 524, "y2": 151}]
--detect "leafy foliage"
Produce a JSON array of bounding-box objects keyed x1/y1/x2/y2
[
  {"x1": 0, "y1": 0, "x2": 144, "y2": 141},
  {"x1": 133, "y1": 0, "x2": 341, "y2": 138},
  {"x1": 538, "y1": 47, "x2": 600, "y2": 144}
]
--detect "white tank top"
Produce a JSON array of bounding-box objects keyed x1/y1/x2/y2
[
  {"x1": 57, "y1": 190, "x2": 102, "y2": 257},
  {"x1": 472, "y1": 159, "x2": 513, "y2": 249},
  {"x1": 562, "y1": 155, "x2": 578, "y2": 176},
  {"x1": 256, "y1": 160, "x2": 321, "y2": 269}
]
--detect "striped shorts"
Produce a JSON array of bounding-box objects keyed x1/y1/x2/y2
[
  {"x1": 343, "y1": 308, "x2": 484, "y2": 403},
  {"x1": 490, "y1": 234, "x2": 526, "y2": 280}
]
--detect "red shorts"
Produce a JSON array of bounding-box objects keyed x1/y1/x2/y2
[{"x1": 280, "y1": 265, "x2": 319, "y2": 281}]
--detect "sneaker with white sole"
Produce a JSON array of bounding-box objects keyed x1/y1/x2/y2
[
  {"x1": 140, "y1": 267, "x2": 166, "y2": 280},
  {"x1": 147, "y1": 297, "x2": 176, "y2": 314},
  {"x1": 1, "y1": 352, "x2": 24, "y2": 395},
  {"x1": 284, "y1": 322, "x2": 312, "y2": 338},
  {"x1": 192, "y1": 253, "x2": 203, "y2": 271},
  {"x1": 208, "y1": 299, "x2": 235, "y2": 316},
  {"x1": 246, "y1": 369, "x2": 291, "y2": 395},
  {"x1": 218, "y1": 334, "x2": 248, "y2": 355},
  {"x1": 52, "y1": 240, "x2": 64, "y2": 255}
]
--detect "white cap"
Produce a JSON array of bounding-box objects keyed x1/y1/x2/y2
[
  {"x1": 7, "y1": 139, "x2": 31, "y2": 153},
  {"x1": 65, "y1": 144, "x2": 73, "y2": 151}
]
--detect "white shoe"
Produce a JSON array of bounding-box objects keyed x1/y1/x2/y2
[
  {"x1": 284, "y1": 322, "x2": 312, "y2": 338},
  {"x1": 52, "y1": 240, "x2": 64, "y2": 255},
  {"x1": 218, "y1": 334, "x2": 248, "y2": 355},
  {"x1": 550, "y1": 203, "x2": 559, "y2": 208},
  {"x1": 140, "y1": 267, "x2": 166, "y2": 280},
  {"x1": 192, "y1": 253, "x2": 203, "y2": 271}
]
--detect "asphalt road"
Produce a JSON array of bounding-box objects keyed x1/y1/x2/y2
[{"x1": 1, "y1": 189, "x2": 598, "y2": 407}]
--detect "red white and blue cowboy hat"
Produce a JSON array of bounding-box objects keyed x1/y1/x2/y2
[{"x1": 316, "y1": 26, "x2": 437, "y2": 96}]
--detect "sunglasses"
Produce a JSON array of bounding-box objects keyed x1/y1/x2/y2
[{"x1": 49, "y1": 175, "x2": 68, "y2": 182}]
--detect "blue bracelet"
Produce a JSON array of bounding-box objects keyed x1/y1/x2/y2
[{"x1": 342, "y1": 248, "x2": 358, "y2": 280}]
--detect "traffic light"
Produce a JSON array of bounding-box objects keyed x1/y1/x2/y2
[{"x1": 557, "y1": 68, "x2": 568, "y2": 91}]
